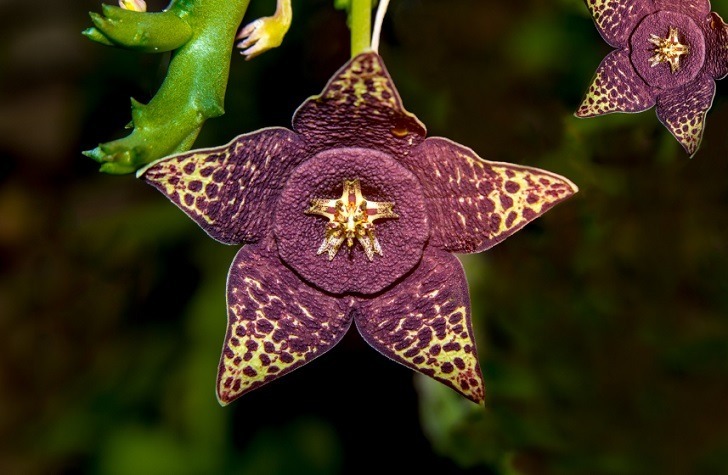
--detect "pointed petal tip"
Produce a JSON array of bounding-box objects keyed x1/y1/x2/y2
[{"x1": 215, "y1": 389, "x2": 231, "y2": 407}]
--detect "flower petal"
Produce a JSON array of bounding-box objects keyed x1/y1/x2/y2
[
  {"x1": 656, "y1": 74, "x2": 716, "y2": 156},
  {"x1": 401, "y1": 138, "x2": 578, "y2": 254},
  {"x1": 218, "y1": 240, "x2": 353, "y2": 405},
  {"x1": 704, "y1": 12, "x2": 728, "y2": 80},
  {"x1": 354, "y1": 249, "x2": 484, "y2": 404},
  {"x1": 654, "y1": 0, "x2": 710, "y2": 17},
  {"x1": 585, "y1": 0, "x2": 653, "y2": 47},
  {"x1": 140, "y1": 127, "x2": 305, "y2": 244},
  {"x1": 576, "y1": 49, "x2": 657, "y2": 118},
  {"x1": 292, "y1": 52, "x2": 426, "y2": 157}
]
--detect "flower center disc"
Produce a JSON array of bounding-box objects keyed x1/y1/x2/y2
[
  {"x1": 630, "y1": 11, "x2": 705, "y2": 89},
  {"x1": 306, "y1": 178, "x2": 398, "y2": 261},
  {"x1": 274, "y1": 148, "x2": 429, "y2": 295}
]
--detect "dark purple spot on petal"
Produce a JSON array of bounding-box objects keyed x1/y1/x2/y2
[
  {"x1": 243, "y1": 366, "x2": 257, "y2": 377},
  {"x1": 441, "y1": 362, "x2": 454, "y2": 374},
  {"x1": 448, "y1": 313, "x2": 462, "y2": 324},
  {"x1": 505, "y1": 181, "x2": 520, "y2": 193},
  {"x1": 272, "y1": 329, "x2": 286, "y2": 342},
  {"x1": 206, "y1": 184, "x2": 219, "y2": 199},
  {"x1": 443, "y1": 342, "x2": 462, "y2": 352},
  {"x1": 432, "y1": 318, "x2": 447, "y2": 339},
  {"x1": 257, "y1": 320, "x2": 274, "y2": 334},
  {"x1": 500, "y1": 195, "x2": 513, "y2": 210}
]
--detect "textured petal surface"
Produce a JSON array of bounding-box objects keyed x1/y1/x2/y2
[
  {"x1": 401, "y1": 138, "x2": 578, "y2": 254},
  {"x1": 654, "y1": 0, "x2": 710, "y2": 17},
  {"x1": 586, "y1": 0, "x2": 654, "y2": 47},
  {"x1": 656, "y1": 74, "x2": 716, "y2": 156},
  {"x1": 141, "y1": 128, "x2": 305, "y2": 244},
  {"x1": 355, "y1": 249, "x2": 484, "y2": 404},
  {"x1": 292, "y1": 52, "x2": 426, "y2": 157},
  {"x1": 218, "y1": 240, "x2": 353, "y2": 405},
  {"x1": 704, "y1": 12, "x2": 728, "y2": 79},
  {"x1": 576, "y1": 49, "x2": 657, "y2": 117}
]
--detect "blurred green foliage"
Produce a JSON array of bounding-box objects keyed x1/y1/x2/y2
[{"x1": 1, "y1": 0, "x2": 728, "y2": 474}]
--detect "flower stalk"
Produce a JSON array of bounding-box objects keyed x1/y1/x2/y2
[{"x1": 350, "y1": 0, "x2": 372, "y2": 57}]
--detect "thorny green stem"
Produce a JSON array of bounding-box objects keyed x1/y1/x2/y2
[
  {"x1": 83, "y1": 0, "x2": 251, "y2": 174},
  {"x1": 350, "y1": 0, "x2": 372, "y2": 57}
]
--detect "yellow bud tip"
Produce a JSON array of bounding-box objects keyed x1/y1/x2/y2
[{"x1": 119, "y1": 0, "x2": 147, "y2": 12}]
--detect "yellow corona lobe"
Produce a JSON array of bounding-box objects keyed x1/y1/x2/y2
[
  {"x1": 306, "y1": 179, "x2": 398, "y2": 261},
  {"x1": 649, "y1": 27, "x2": 689, "y2": 73}
]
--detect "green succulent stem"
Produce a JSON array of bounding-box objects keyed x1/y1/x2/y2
[
  {"x1": 83, "y1": 0, "x2": 251, "y2": 174},
  {"x1": 349, "y1": 0, "x2": 372, "y2": 57}
]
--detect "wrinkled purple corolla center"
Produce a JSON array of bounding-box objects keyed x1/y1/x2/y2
[
  {"x1": 140, "y1": 52, "x2": 578, "y2": 406},
  {"x1": 276, "y1": 148, "x2": 429, "y2": 295},
  {"x1": 577, "y1": 0, "x2": 728, "y2": 155}
]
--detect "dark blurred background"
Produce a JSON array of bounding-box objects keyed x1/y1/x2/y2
[{"x1": 2, "y1": 0, "x2": 728, "y2": 473}]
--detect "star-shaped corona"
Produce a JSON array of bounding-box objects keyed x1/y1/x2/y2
[
  {"x1": 649, "y1": 27, "x2": 689, "y2": 72},
  {"x1": 306, "y1": 179, "x2": 398, "y2": 261}
]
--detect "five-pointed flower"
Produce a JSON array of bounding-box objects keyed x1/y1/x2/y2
[
  {"x1": 576, "y1": 0, "x2": 728, "y2": 156},
  {"x1": 139, "y1": 53, "x2": 578, "y2": 406}
]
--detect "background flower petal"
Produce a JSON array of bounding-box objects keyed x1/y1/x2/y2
[
  {"x1": 656, "y1": 74, "x2": 716, "y2": 156},
  {"x1": 218, "y1": 240, "x2": 353, "y2": 405},
  {"x1": 576, "y1": 49, "x2": 657, "y2": 117},
  {"x1": 401, "y1": 137, "x2": 577, "y2": 254},
  {"x1": 292, "y1": 52, "x2": 426, "y2": 157},
  {"x1": 654, "y1": 0, "x2": 711, "y2": 17},
  {"x1": 585, "y1": 0, "x2": 653, "y2": 47},
  {"x1": 355, "y1": 249, "x2": 485, "y2": 405},
  {"x1": 140, "y1": 127, "x2": 305, "y2": 244}
]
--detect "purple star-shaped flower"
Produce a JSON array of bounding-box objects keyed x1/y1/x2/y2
[
  {"x1": 576, "y1": 0, "x2": 728, "y2": 155},
  {"x1": 139, "y1": 53, "x2": 578, "y2": 405}
]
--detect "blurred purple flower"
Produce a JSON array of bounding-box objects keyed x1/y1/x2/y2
[
  {"x1": 576, "y1": 0, "x2": 728, "y2": 155},
  {"x1": 140, "y1": 53, "x2": 577, "y2": 405}
]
